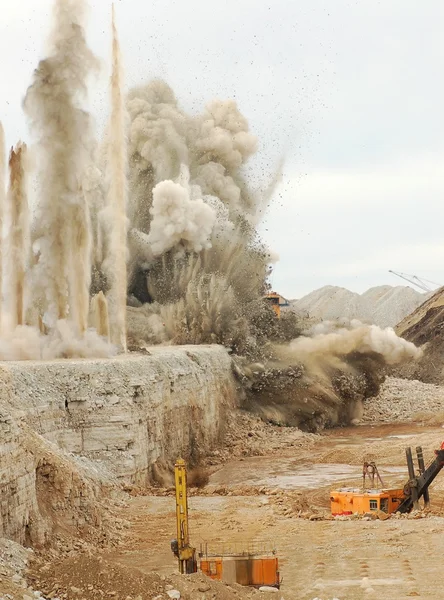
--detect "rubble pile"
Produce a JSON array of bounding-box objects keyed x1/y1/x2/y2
[
  {"x1": 363, "y1": 377, "x2": 444, "y2": 423},
  {"x1": 292, "y1": 285, "x2": 426, "y2": 328},
  {"x1": 27, "y1": 556, "x2": 285, "y2": 600}
]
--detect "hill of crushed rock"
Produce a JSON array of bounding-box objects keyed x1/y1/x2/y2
[{"x1": 292, "y1": 285, "x2": 427, "y2": 328}]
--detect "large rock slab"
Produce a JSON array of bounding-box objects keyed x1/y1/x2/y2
[{"x1": 0, "y1": 345, "x2": 236, "y2": 543}]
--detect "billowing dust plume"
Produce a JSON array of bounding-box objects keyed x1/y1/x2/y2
[
  {"x1": 6, "y1": 143, "x2": 29, "y2": 329},
  {"x1": 236, "y1": 321, "x2": 422, "y2": 432},
  {"x1": 104, "y1": 5, "x2": 128, "y2": 351},
  {"x1": 87, "y1": 79, "x2": 277, "y2": 356},
  {"x1": 0, "y1": 0, "x2": 114, "y2": 360},
  {"x1": 0, "y1": 123, "x2": 5, "y2": 329},
  {"x1": 23, "y1": 0, "x2": 96, "y2": 334},
  {"x1": 289, "y1": 320, "x2": 422, "y2": 366}
]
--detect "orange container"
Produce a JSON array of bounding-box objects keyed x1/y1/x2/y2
[
  {"x1": 330, "y1": 488, "x2": 405, "y2": 515},
  {"x1": 200, "y1": 556, "x2": 279, "y2": 588}
]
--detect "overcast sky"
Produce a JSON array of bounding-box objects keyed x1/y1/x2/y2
[{"x1": 1, "y1": 0, "x2": 443, "y2": 299}]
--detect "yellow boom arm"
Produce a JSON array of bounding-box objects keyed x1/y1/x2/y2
[{"x1": 171, "y1": 458, "x2": 197, "y2": 574}]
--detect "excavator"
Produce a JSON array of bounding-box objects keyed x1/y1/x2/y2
[
  {"x1": 331, "y1": 442, "x2": 444, "y2": 516},
  {"x1": 170, "y1": 458, "x2": 280, "y2": 588}
]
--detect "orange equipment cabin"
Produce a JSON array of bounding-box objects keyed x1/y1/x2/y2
[
  {"x1": 199, "y1": 545, "x2": 280, "y2": 589},
  {"x1": 264, "y1": 291, "x2": 289, "y2": 318},
  {"x1": 331, "y1": 443, "x2": 444, "y2": 517},
  {"x1": 330, "y1": 487, "x2": 405, "y2": 516}
]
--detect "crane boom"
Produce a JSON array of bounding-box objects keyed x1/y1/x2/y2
[
  {"x1": 396, "y1": 444, "x2": 444, "y2": 513},
  {"x1": 388, "y1": 270, "x2": 440, "y2": 292}
]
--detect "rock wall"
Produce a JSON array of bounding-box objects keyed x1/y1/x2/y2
[{"x1": 0, "y1": 345, "x2": 236, "y2": 543}]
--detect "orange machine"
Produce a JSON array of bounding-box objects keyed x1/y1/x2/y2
[
  {"x1": 200, "y1": 546, "x2": 280, "y2": 589},
  {"x1": 331, "y1": 443, "x2": 444, "y2": 516},
  {"x1": 330, "y1": 487, "x2": 405, "y2": 516},
  {"x1": 264, "y1": 292, "x2": 281, "y2": 318}
]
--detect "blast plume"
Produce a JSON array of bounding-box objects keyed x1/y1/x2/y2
[
  {"x1": 105, "y1": 4, "x2": 128, "y2": 351},
  {"x1": 6, "y1": 142, "x2": 29, "y2": 328},
  {"x1": 0, "y1": 123, "x2": 5, "y2": 330},
  {"x1": 90, "y1": 291, "x2": 110, "y2": 341},
  {"x1": 22, "y1": 0, "x2": 97, "y2": 332},
  {"x1": 289, "y1": 321, "x2": 422, "y2": 366}
]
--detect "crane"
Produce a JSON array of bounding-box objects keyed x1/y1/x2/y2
[{"x1": 388, "y1": 270, "x2": 441, "y2": 293}]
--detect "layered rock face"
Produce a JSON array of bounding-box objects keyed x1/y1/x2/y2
[{"x1": 0, "y1": 346, "x2": 236, "y2": 543}]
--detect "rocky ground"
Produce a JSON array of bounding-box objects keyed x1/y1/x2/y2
[
  {"x1": 27, "y1": 555, "x2": 282, "y2": 600},
  {"x1": 3, "y1": 375, "x2": 444, "y2": 599},
  {"x1": 23, "y1": 419, "x2": 444, "y2": 600},
  {"x1": 363, "y1": 376, "x2": 444, "y2": 424}
]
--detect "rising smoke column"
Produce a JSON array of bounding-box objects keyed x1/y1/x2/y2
[
  {"x1": 6, "y1": 143, "x2": 29, "y2": 328},
  {"x1": 110, "y1": 81, "x2": 275, "y2": 353},
  {"x1": 23, "y1": 0, "x2": 97, "y2": 333},
  {"x1": 104, "y1": 4, "x2": 128, "y2": 350},
  {"x1": 90, "y1": 291, "x2": 110, "y2": 341},
  {"x1": 0, "y1": 124, "x2": 5, "y2": 330}
]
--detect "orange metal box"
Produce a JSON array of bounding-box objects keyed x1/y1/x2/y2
[
  {"x1": 330, "y1": 488, "x2": 405, "y2": 516},
  {"x1": 200, "y1": 556, "x2": 279, "y2": 588}
]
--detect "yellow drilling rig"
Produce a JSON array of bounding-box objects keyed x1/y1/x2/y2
[
  {"x1": 170, "y1": 458, "x2": 197, "y2": 574},
  {"x1": 170, "y1": 458, "x2": 280, "y2": 588}
]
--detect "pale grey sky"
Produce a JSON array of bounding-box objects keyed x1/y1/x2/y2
[{"x1": 1, "y1": 0, "x2": 443, "y2": 299}]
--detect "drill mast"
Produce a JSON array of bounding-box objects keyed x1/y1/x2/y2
[{"x1": 172, "y1": 458, "x2": 197, "y2": 574}]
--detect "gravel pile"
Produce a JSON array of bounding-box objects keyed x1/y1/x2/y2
[
  {"x1": 28, "y1": 555, "x2": 285, "y2": 600},
  {"x1": 292, "y1": 285, "x2": 427, "y2": 328},
  {"x1": 0, "y1": 538, "x2": 50, "y2": 600},
  {"x1": 363, "y1": 377, "x2": 444, "y2": 423}
]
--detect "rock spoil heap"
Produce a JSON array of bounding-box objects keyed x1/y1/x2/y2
[
  {"x1": 292, "y1": 285, "x2": 427, "y2": 328},
  {"x1": 363, "y1": 376, "x2": 444, "y2": 423}
]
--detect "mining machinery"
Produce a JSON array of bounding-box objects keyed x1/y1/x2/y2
[
  {"x1": 264, "y1": 291, "x2": 282, "y2": 318},
  {"x1": 331, "y1": 442, "x2": 444, "y2": 516},
  {"x1": 170, "y1": 458, "x2": 197, "y2": 574},
  {"x1": 170, "y1": 458, "x2": 280, "y2": 588},
  {"x1": 388, "y1": 270, "x2": 441, "y2": 292}
]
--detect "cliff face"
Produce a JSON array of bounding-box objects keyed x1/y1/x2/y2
[
  {"x1": 0, "y1": 346, "x2": 236, "y2": 544},
  {"x1": 394, "y1": 287, "x2": 444, "y2": 384}
]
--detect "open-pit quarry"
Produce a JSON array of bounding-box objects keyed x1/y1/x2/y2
[
  {"x1": 3, "y1": 350, "x2": 444, "y2": 600},
  {"x1": 1, "y1": 1, "x2": 444, "y2": 599}
]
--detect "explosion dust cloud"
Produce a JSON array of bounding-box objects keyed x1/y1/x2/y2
[
  {"x1": 0, "y1": 123, "x2": 5, "y2": 330},
  {"x1": 0, "y1": 0, "x2": 425, "y2": 394},
  {"x1": 290, "y1": 320, "x2": 422, "y2": 366},
  {"x1": 105, "y1": 4, "x2": 128, "y2": 351},
  {"x1": 23, "y1": 0, "x2": 96, "y2": 334},
  {"x1": 6, "y1": 143, "x2": 29, "y2": 329}
]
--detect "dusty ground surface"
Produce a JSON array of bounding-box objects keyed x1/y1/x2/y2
[
  {"x1": 1, "y1": 375, "x2": 442, "y2": 599},
  {"x1": 23, "y1": 417, "x2": 444, "y2": 600}
]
